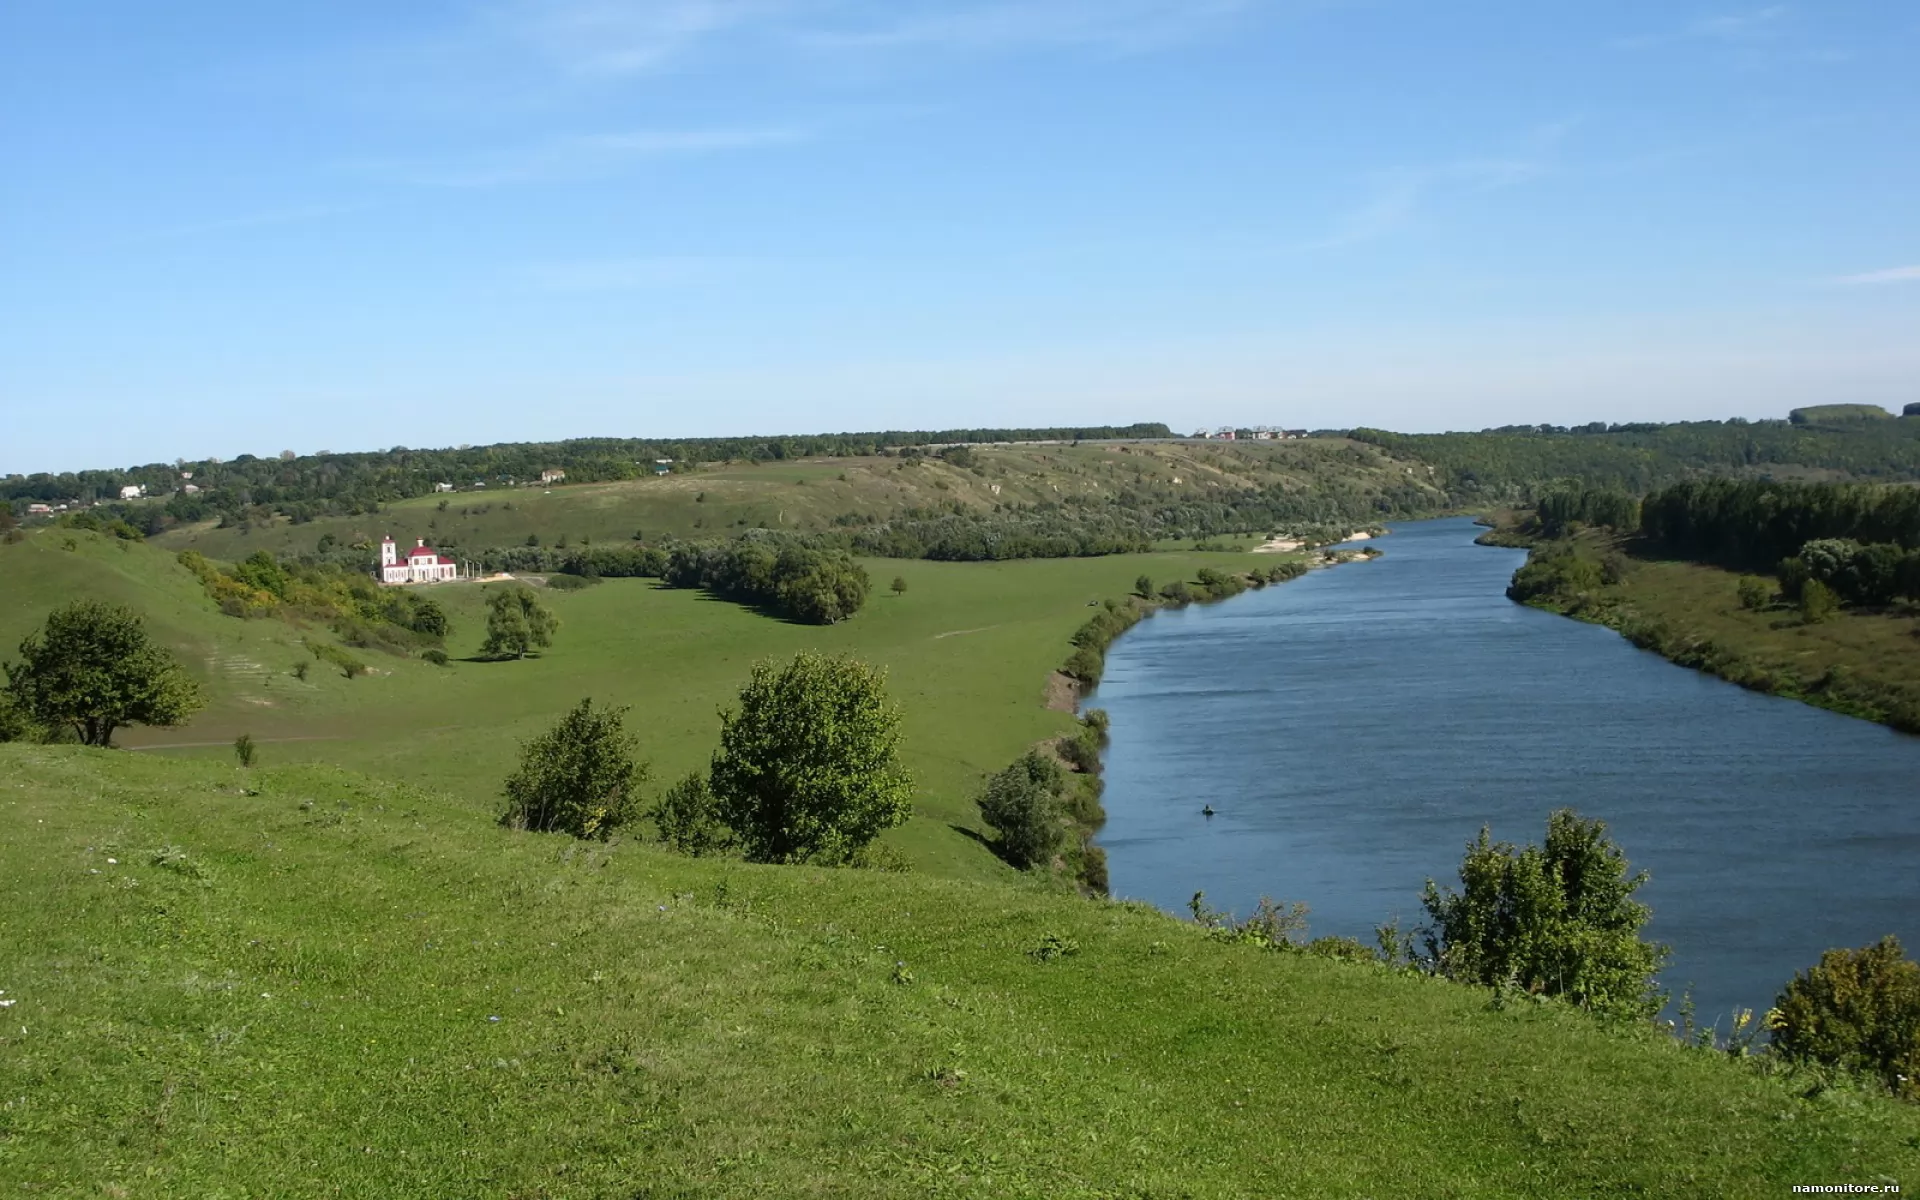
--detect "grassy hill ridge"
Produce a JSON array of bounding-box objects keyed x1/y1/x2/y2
[
  {"x1": 151, "y1": 439, "x2": 1444, "y2": 563},
  {"x1": 3, "y1": 744, "x2": 1914, "y2": 1195}
]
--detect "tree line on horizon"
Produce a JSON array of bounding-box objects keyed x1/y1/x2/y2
[{"x1": 0, "y1": 423, "x2": 1177, "y2": 510}]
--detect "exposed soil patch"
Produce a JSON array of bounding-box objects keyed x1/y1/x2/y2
[{"x1": 1044, "y1": 671, "x2": 1081, "y2": 713}]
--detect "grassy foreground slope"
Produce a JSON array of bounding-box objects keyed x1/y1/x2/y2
[
  {"x1": 0, "y1": 526, "x2": 1276, "y2": 879},
  {"x1": 3, "y1": 747, "x2": 1915, "y2": 1197}
]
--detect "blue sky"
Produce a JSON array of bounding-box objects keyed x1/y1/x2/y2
[{"x1": 3, "y1": 1, "x2": 1917, "y2": 473}]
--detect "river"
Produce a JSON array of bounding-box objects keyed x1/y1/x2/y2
[{"x1": 1089, "y1": 516, "x2": 1920, "y2": 1024}]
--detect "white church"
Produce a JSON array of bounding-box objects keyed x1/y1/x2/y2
[{"x1": 376, "y1": 536, "x2": 460, "y2": 585}]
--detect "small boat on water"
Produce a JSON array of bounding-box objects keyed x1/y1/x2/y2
[{"x1": 1202, "y1": 805, "x2": 1216, "y2": 818}]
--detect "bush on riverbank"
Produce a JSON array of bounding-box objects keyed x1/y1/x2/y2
[{"x1": 1771, "y1": 936, "x2": 1920, "y2": 1102}]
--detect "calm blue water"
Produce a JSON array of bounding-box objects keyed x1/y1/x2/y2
[{"x1": 1090, "y1": 517, "x2": 1920, "y2": 1023}]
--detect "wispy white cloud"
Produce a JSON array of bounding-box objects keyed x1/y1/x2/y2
[
  {"x1": 1305, "y1": 155, "x2": 1548, "y2": 251},
  {"x1": 1612, "y1": 5, "x2": 1789, "y2": 50},
  {"x1": 1832, "y1": 265, "x2": 1920, "y2": 286},
  {"x1": 522, "y1": 254, "x2": 766, "y2": 291},
  {"x1": 480, "y1": 0, "x2": 1281, "y2": 79},
  {"x1": 799, "y1": 0, "x2": 1265, "y2": 56},
  {"x1": 485, "y1": 0, "x2": 782, "y2": 78},
  {"x1": 378, "y1": 125, "x2": 806, "y2": 187},
  {"x1": 133, "y1": 203, "x2": 373, "y2": 244}
]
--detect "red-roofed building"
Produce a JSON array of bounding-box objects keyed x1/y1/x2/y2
[{"x1": 377, "y1": 536, "x2": 460, "y2": 585}]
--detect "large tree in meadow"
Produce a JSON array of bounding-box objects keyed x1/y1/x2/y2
[
  {"x1": 3, "y1": 601, "x2": 203, "y2": 747},
  {"x1": 482, "y1": 587, "x2": 558, "y2": 659},
  {"x1": 709, "y1": 652, "x2": 913, "y2": 865}
]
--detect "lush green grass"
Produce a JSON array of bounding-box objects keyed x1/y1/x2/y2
[
  {"x1": 3, "y1": 745, "x2": 1914, "y2": 1196},
  {"x1": 152, "y1": 439, "x2": 1440, "y2": 562},
  {"x1": 1, "y1": 526, "x2": 1271, "y2": 879}
]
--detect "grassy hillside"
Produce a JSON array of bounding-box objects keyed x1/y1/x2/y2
[
  {"x1": 0, "y1": 530, "x2": 365, "y2": 736},
  {"x1": 152, "y1": 439, "x2": 1444, "y2": 562},
  {"x1": 1, "y1": 525, "x2": 1285, "y2": 880},
  {"x1": 3, "y1": 745, "x2": 1914, "y2": 1196}
]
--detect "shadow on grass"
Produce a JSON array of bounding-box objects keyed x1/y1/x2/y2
[{"x1": 949, "y1": 823, "x2": 1025, "y2": 871}]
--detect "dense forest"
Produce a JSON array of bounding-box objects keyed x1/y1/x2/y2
[
  {"x1": 1353, "y1": 410, "x2": 1920, "y2": 500},
  {"x1": 1639, "y1": 479, "x2": 1920, "y2": 571}
]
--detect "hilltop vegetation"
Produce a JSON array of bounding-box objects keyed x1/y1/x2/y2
[
  {"x1": 1354, "y1": 407, "x2": 1920, "y2": 499},
  {"x1": 3, "y1": 745, "x2": 1916, "y2": 1195},
  {"x1": 145, "y1": 438, "x2": 1448, "y2": 567},
  {"x1": 0, "y1": 422, "x2": 1178, "y2": 511}
]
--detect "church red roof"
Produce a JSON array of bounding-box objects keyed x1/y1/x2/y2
[{"x1": 408, "y1": 545, "x2": 440, "y2": 559}]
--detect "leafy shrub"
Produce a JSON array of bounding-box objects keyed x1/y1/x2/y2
[
  {"x1": 1062, "y1": 645, "x2": 1104, "y2": 684},
  {"x1": 500, "y1": 698, "x2": 646, "y2": 840},
  {"x1": 544, "y1": 572, "x2": 600, "y2": 591},
  {"x1": 1799, "y1": 579, "x2": 1839, "y2": 624},
  {"x1": 650, "y1": 772, "x2": 733, "y2": 857},
  {"x1": 422, "y1": 648, "x2": 449, "y2": 667},
  {"x1": 1736, "y1": 576, "x2": 1771, "y2": 611},
  {"x1": 233, "y1": 733, "x2": 256, "y2": 767},
  {"x1": 1771, "y1": 936, "x2": 1920, "y2": 1100},
  {"x1": 977, "y1": 752, "x2": 1068, "y2": 869},
  {"x1": 1421, "y1": 809, "x2": 1668, "y2": 1020},
  {"x1": 709, "y1": 652, "x2": 913, "y2": 865}
]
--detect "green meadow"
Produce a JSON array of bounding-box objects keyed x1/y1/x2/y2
[
  {"x1": 1, "y1": 527, "x2": 1268, "y2": 879},
  {"x1": 4, "y1": 744, "x2": 1916, "y2": 1196}
]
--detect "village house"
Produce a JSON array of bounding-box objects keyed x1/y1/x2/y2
[
  {"x1": 434, "y1": 482, "x2": 455, "y2": 493},
  {"x1": 376, "y1": 536, "x2": 459, "y2": 585},
  {"x1": 540, "y1": 469, "x2": 567, "y2": 484},
  {"x1": 119, "y1": 485, "x2": 145, "y2": 499},
  {"x1": 27, "y1": 503, "x2": 52, "y2": 516}
]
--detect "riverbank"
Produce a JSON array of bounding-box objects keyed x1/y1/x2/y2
[
  {"x1": 1497, "y1": 524, "x2": 1920, "y2": 734},
  {"x1": 1085, "y1": 516, "x2": 1920, "y2": 1034}
]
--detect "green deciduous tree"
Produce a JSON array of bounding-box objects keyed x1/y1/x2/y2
[
  {"x1": 500, "y1": 698, "x2": 645, "y2": 839},
  {"x1": 977, "y1": 751, "x2": 1069, "y2": 869},
  {"x1": 2, "y1": 600, "x2": 203, "y2": 747},
  {"x1": 482, "y1": 587, "x2": 557, "y2": 659},
  {"x1": 1736, "y1": 576, "x2": 1771, "y2": 611},
  {"x1": 709, "y1": 652, "x2": 913, "y2": 864},
  {"x1": 890, "y1": 575, "x2": 908, "y2": 597},
  {"x1": 1421, "y1": 809, "x2": 1668, "y2": 1021},
  {"x1": 1771, "y1": 936, "x2": 1920, "y2": 1100}
]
